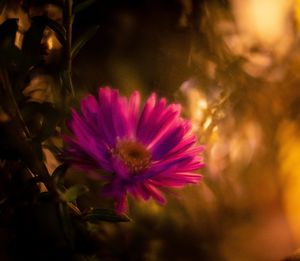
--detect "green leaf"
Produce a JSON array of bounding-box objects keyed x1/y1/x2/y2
[
  {"x1": 21, "y1": 102, "x2": 60, "y2": 142},
  {"x1": 43, "y1": 143, "x2": 62, "y2": 156},
  {"x1": 33, "y1": 142, "x2": 44, "y2": 161},
  {"x1": 58, "y1": 202, "x2": 75, "y2": 248},
  {"x1": 60, "y1": 185, "x2": 89, "y2": 202},
  {"x1": 0, "y1": 122, "x2": 22, "y2": 160},
  {"x1": 83, "y1": 208, "x2": 130, "y2": 223},
  {"x1": 29, "y1": 176, "x2": 43, "y2": 184},
  {"x1": 38, "y1": 191, "x2": 53, "y2": 201},
  {"x1": 0, "y1": 196, "x2": 8, "y2": 217},
  {"x1": 31, "y1": 16, "x2": 66, "y2": 46},
  {"x1": 76, "y1": 255, "x2": 99, "y2": 261},
  {"x1": 60, "y1": 70, "x2": 75, "y2": 95},
  {"x1": 71, "y1": 25, "x2": 99, "y2": 59},
  {"x1": 52, "y1": 163, "x2": 70, "y2": 185},
  {"x1": 73, "y1": 0, "x2": 96, "y2": 13},
  {"x1": 0, "y1": 19, "x2": 28, "y2": 69},
  {"x1": 22, "y1": 17, "x2": 48, "y2": 65},
  {"x1": 0, "y1": 19, "x2": 18, "y2": 48},
  {"x1": 0, "y1": 0, "x2": 5, "y2": 11}
]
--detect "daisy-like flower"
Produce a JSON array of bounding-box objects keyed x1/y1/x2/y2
[{"x1": 63, "y1": 87, "x2": 204, "y2": 213}]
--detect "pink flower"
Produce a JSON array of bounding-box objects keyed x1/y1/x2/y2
[{"x1": 63, "y1": 87, "x2": 204, "y2": 213}]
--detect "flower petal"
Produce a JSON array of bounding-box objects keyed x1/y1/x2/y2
[
  {"x1": 97, "y1": 87, "x2": 118, "y2": 146},
  {"x1": 111, "y1": 157, "x2": 130, "y2": 179},
  {"x1": 143, "y1": 181, "x2": 166, "y2": 204},
  {"x1": 150, "y1": 172, "x2": 202, "y2": 188},
  {"x1": 111, "y1": 93, "x2": 130, "y2": 138},
  {"x1": 128, "y1": 91, "x2": 140, "y2": 137},
  {"x1": 115, "y1": 192, "x2": 128, "y2": 214},
  {"x1": 150, "y1": 124, "x2": 185, "y2": 160},
  {"x1": 141, "y1": 104, "x2": 181, "y2": 146},
  {"x1": 136, "y1": 93, "x2": 156, "y2": 143}
]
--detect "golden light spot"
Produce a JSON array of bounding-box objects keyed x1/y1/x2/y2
[
  {"x1": 198, "y1": 98, "x2": 208, "y2": 110},
  {"x1": 232, "y1": 0, "x2": 293, "y2": 44},
  {"x1": 203, "y1": 116, "x2": 212, "y2": 130}
]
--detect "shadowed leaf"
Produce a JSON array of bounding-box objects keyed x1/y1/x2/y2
[
  {"x1": 83, "y1": 208, "x2": 130, "y2": 223},
  {"x1": 22, "y1": 17, "x2": 48, "y2": 65},
  {"x1": 73, "y1": 0, "x2": 96, "y2": 13},
  {"x1": 60, "y1": 70, "x2": 74, "y2": 95},
  {"x1": 52, "y1": 163, "x2": 70, "y2": 185},
  {"x1": 38, "y1": 191, "x2": 53, "y2": 201},
  {"x1": 58, "y1": 202, "x2": 75, "y2": 248},
  {"x1": 0, "y1": 0, "x2": 5, "y2": 11},
  {"x1": 71, "y1": 25, "x2": 99, "y2": 59},
  {"x1": 30, "y1": 16, "x2": 66, "y2": 46},
  {"x1": 60, "y1": 185, "x2": 89, "y2": 202},
  {"x1": 0, "y1": 19, "x2": 28, "y2": 69},
  {"x1": 21, "y1": 102, "x2": 60, "y2": 142},
  {"x1": 0, "y1": 19, "x2": 18, "y2": 48}
]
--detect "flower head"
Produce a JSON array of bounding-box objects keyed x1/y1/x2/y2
[{"x1": 63, "y1": 87, "x2": 204, "y2": 213}]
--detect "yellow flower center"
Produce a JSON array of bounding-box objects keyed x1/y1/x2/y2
[{"x1": 113, "y1": 139, "x2": 151, "y2": 173}]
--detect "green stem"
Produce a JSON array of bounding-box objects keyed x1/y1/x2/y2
[
  {"x1": 0, "y1": 69, "x2": 81, "y2": 216},
  {"x1": 65, "y1": 0, "x2": 75, "y2": 96},
  {"x1": 0, "y1": 69, "x2": 31, "y2": 138}
]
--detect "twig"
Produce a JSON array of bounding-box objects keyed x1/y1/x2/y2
[
  {"x1": 0, "y1": 69, "x2": 81, "y2": 216},
  {"x1": 0, "y1": 68, "x2": 31, "y2": 138},
  {"x1": 65, "y1": 0, "x2": 75, "y2": 96}
]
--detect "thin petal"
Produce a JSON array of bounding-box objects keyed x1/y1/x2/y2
[
  {"x1": 137, "y1": 99, "x2": 167, "y2": 144},
  {"x1": 150, "y1": 124, "x2": 185, "y2": 160},
  {"x1": 142, "y1": 104, "x2": 180, "y2": 146},
  {"x1": 80, "y1": 94, "x2": 99, "y2": 120},
  {"x1": 143, "y1": 181, "x2": 166, "y2": 204},
  {"x1": 150, "y1": 172, "x2": 202, "y2": 188},
  {"x1": 111, "y1": 158, "x2": 130, "y2": 179},
  {"x1": 136, "y1": 93, "x2": 156, "y2": 142},
  {"x1": 163, "y1": 135, "x2": 197, "y2": 157},
  {"x1": 128, "y1": 91, "x2": 140, "y2": 137},
  {"x1": 63, "y1": 135, "x2": 113, "y2": 172},
  {"x1": 111, "y1": 93, "x2": 130, "y2": 138},
  {"x1": 115, "y1": 192, "x2": 128, "y2": 214},
  {"x1": 97, "y1": 87, "x2": 118, "y2": 146},
  {"x1": 150, "y1": 154, "x2": 196, "y2": 173},
  {"x1": 128, "y1": 182, "x2": 151, "y2": 201},
  {"x1": 101, "y1": 178, "x2": 128, "y2": 213}
]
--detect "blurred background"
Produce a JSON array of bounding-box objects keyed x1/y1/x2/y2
[{"x1": 2, "y1": 0, "x2": 300, "y2": 260}]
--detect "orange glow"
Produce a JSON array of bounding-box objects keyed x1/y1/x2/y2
[
  {"x1": 231, "y1": 0, "x2": 294, "y2": 45},
  {"x1": 278, "y1": 120, "x2": 300, "y2": 244}
]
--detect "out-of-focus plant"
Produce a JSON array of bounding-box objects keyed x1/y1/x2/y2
[
  {"x1": 0, "y1": 0, "x2": 204, "y2": 260},
  {"x1": 176, "y1": 0, "x2": 300, "y2": 260},
  {"x1": 0, "y1": 0, "x2": 126, "y2": 260}
]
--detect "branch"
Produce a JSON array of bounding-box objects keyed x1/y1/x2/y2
[{"x1": 65, "y1": 0, "x2": 75, "y2": 96}]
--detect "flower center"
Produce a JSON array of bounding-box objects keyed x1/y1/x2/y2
[{"x1": 113, "y1": 139, "x2": 151, "y2": 173}]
